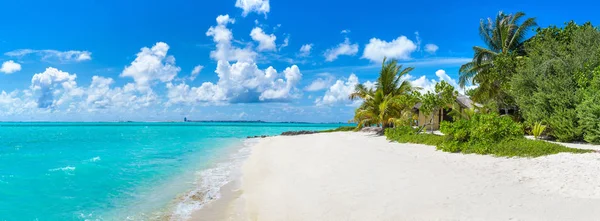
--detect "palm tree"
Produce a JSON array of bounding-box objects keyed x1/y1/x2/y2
[
  {"x1": 350, "y1": 58, "x2": 418, "y2": 129},
  {"x1": 459, "y1": 11, "x2": 537, "y2": 101}
]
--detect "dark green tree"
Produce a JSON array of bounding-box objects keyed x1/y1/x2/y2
[
  {"x1": 459, "y1": 11, "x2": 537, "y2": 108},
  {"x1": 511, "y1": 22, "x2": 600, "y2": 142}
]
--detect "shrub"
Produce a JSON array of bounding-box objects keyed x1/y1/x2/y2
[
  {"x1": 547, "y1": 109, "x2": 582, "y2": 142},
  {"x1": 321, "y1": 126, "x2": 356, "y2": 133},
  {"x1": 437, "y1": 112, "x2": 591, "y2": 157},
  {"x1": 532, "y1": 122, "x2": 547, "y2": 139},
  {"x1": 385, "y1": 126, "x2": 445, "y2": 146},
  {"x1": 440, "y1": 112, "x2": 523, "y2": 144}
]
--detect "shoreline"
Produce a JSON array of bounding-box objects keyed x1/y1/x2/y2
[
  {"x1": 165, "y1": 138, "x2": 255, "y2": 220},
  {"x1": 190, "y1": 131, "x2": 600, "y2": 220}
]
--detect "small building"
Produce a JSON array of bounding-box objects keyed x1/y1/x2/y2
[{"x1": 412, "y1": 94, "x2": 475, "y2": 131}]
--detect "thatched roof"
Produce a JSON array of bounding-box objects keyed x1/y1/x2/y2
[{"x1": 413, "y1": 94, "x2": 474, "y2": 110}]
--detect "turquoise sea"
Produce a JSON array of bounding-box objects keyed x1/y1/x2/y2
[{"x1": 0, "y1": 122, "x2": 348, "y2": 220}]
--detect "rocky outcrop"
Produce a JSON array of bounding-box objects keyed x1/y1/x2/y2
[
  {"x1": 280, "y1": 130, "x2": 319, "y2": 136},
  {"x1": 247, "y1": 130, "x2": 319, "y2": 138},
  {"x1": 247, "y1": 135, "x2": 271, "y2": 138}
]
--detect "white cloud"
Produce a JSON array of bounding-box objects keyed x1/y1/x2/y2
[
  {"x1": 85, "y1": 76, "x2": 159, "y2": 111},
  {"x1": 299, "y1": 44, "x2": 313, "y2": 57},
  {"x1": 260, "y1": 65, "x2": 302, "y2": 100},
  {"x1": 0, "y1": 60, "x2": 21, "y2": 74},
  {"x1": 406, "y1": 69, "x2": 465, "y2": 94},
  {"x1": 5, "y1": 49, "x2": 91, "y2": 63},
  {"x1": 279, "y1": 36, "x2": 290, "y2": 50},
  {"x1": 120, "y1": 42, "x2": 181, "y2": 92},
  {"x1": 362, "y1": 36, "x2": 417, "y2": 63},
  {"x1": 165, "y1": 82, "x2": 226, "y2": 106},
  {"x1": 235, "y1": 0, "x2": 270, "y2": 16},
  {"x1": 250, "y1": 27, "x2": 277, "y2": 51},
  {"x1": 324, "y1": 38, "x2": 359, "y2": 62},
  {"x1": 414, "y1": 31, "x2": 422, "y2": 51},
  {"x1": 304, "y1": 74, "x2": 334, "y2": 92},
  {"x1": 315, "y1": 74, "x2": 373, "y2": 106},
  {"x1": 86, "y1": 76, "x2": 116, "y2": 109},
  {"x1": 207, "y1": 15, "x2": 257, "y2": 62},
  {"x1": 30, "y1": 67, "x2": 84, "y2": 108},
  {"x1": 425, "y1": 44, "x2": 439, "y2": 54},
  {"x1": 167, "y1": 61, "x2": 303, "y2": 104},
  {"x1": 341, "y1": 29, "x2": 351, "y2": 34},
  {"x1": 190, "y1": 65, "x2": 204, "y2": 81},
  {"x1": 0, "y1": 90, "x2": 37, "y2": 116}
]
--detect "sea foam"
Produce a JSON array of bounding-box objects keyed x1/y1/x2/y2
[{"x1": 169, "y1": 139, "x2": 257, "y2": 220}]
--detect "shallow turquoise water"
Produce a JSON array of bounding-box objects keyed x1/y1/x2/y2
[{"x1": 0, "y1": 122, "x2": 348, "y2": 220}]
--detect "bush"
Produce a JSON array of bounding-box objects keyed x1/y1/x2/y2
[
  {"x1": 547, "y1": 108, "x2": 582, "y2": 142},
  {"x1": 440, "y1": 113, "x2": 523, "y2": 144},
  {"x1": 440, "y1": 138, "x2": 592, "y2": 157},
  {"x1": 437, "y1": 112, "x2": 591, "y2": 157},
  {"x1": 385, "y1": 126, "x2": 445, "y2": 146},
  {"x1": 532, "y1": 122, "x2": 547, "y2": 139},
  {"x1": 321, "y1": 126, "x2": 356, "y2": 133}
]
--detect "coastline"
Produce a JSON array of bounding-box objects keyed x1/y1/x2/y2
[
  {"x1": 191, "y1": 131, "x2": 600, "y2": 220},
  {"x1": 165, "y1": 138, "x2": 256, "y2": 220}
]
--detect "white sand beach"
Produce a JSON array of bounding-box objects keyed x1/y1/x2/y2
[{"x1": 194, "y1": 132, "x2": 600, "y2": 221}]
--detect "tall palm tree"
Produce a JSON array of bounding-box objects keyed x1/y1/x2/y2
[
  {"x1": 459, "y1": 11, "x2": 537, "y2": 88},
  {"x1": 350, "y1": 58, "x2": 418, "y2": 129}
]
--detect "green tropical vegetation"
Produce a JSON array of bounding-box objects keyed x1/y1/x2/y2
[
  {"x1": 320, "y1": 126, "x2": 357, "y2": 133},
  {"x1": 385, "y1": 126, "x2": 445, "y2": 146},
  {"x1": 350, "y1": 10, "x2": 599, "y2": 157},
  {"x1": 532, "y1": 122, "x2": 547, "y2": 139},
  {"x1": 420, "y1": 81, "x2": 457, "y2": 133},
  {"x1": 459, "y1": 11, "x2": 537, "y2": 110},
  {"x1": 350, "y1": 58, "x2": 420, "y2": 130}
]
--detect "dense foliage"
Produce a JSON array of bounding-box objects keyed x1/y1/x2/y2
[
  {"x1": 361, "y1": 12, "x2": 600, "y2": 157},
  {"x1": 350, "y1": 58, "x2": 420, "y2": 129},
  {"x1": 511, "y1": 22, "x2": 600, "y2": 142},
  {"x1": 440, "y1": 112, "x2": 523, "y2": 144},
  {"x1": 384, "y1": 115, "x2": 590, "y2": 157},
  {"x1": 420, "y1": 81, "x2": 458, "y2": 132},
  {"x1": 459, "y1": 11, "x2": 537, "y2": 109}
]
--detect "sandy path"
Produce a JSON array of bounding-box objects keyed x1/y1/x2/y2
[{"x1": 200, "y1": 132, "x2": 600, "y2": 221}]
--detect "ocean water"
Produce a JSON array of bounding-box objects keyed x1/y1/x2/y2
[{"x1": 0, "y1": 122, "x2": 348, "y2": 220}]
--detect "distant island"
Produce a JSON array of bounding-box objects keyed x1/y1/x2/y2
[{"x1": 183, "y1": 117, "x2": 347, "y2": 124}]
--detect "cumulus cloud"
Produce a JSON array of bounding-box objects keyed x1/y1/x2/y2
[
  {"x1": 250, "y1": 27, "x2": 277, "y2": 51},
  {"x1": 190, "y1": 65, "x2": 204, "y2": 81},
  {"x1": 5, "y1": 49, "x2": 91, "y2": 63},
  {"x1": 362, "y1": 36, "x2": 417, "y2": 63},
  {"x1": 305, "y1": 78, "x2": 331, "y2": 92},
  {"x1": 0, "y1": 60, "x2": 21, "y2": 74},
  {"x1": 315, "y1": 74, "x2": 374, "y2": 106},
  {"x1": 324, "y1": 38, "x2": 359, "y2": 62},
  {"x1": 30, "y1": 67, "x2": 84, "y2": 108},
  {"x1": 304, "y1": 74, "x2": 334, "y2": 91},
  {"x1": 120, "y1": 42, "x2": 181, "y2": 92},
  {"x1": 85, "y1": 76, "x2": 159, "y2": 111},
  {"x1": 207, "y1": 15, "x2": 257, "y2": 62},
  {"x1": 167, "y1": 61, "x2": 303, "y2": 104},
  {"x1": 425, "y1": 44, "x2": 439, "y2": 54},
  {"x1": 299, "y1": 44, "x2": 313, "y2": 57},
  {"x1": 235, "y1": 0, "x2": 270, "y2": 16},
  {"x1": 406, "y1": 69, "x2": 467, "y2": 94},
  {"x1": 170, "y1": 14, "x2": 304, "y2": 105}
]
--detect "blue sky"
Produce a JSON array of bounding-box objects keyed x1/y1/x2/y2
[{"x1": 0, "y1": 0, "x2": 598, "y2": 122}]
